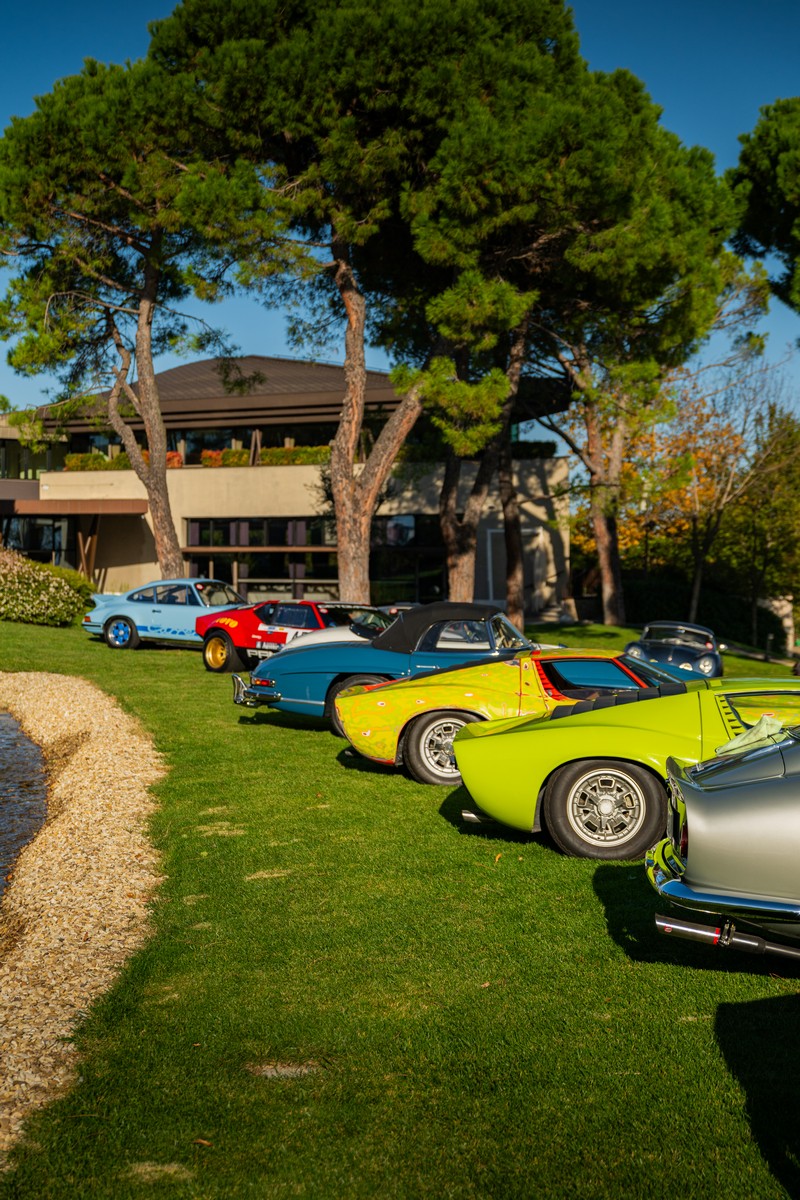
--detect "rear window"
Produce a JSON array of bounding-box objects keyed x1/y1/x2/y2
[{"x1": 541, "y1": 659, "x2": 642, "y2": 697}]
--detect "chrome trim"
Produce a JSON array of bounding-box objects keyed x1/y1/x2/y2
[
  {"x1": 232, "y1": 674, "x2": 281, "y2": 707},
  {"x1": 648, "y1": 855, "x2": 800, "y2": 923}
]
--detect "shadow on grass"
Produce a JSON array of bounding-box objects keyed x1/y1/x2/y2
[
  {"x1": 716, "y1": 994, "x2": 800, "y2": 1196},
  {"x1": 437, "y1": 788, "x2": 544, "y2": 846},
  {"x1": 336, "y1": 746, "x2": 398, "y2": 775},
  {"x1": 235, "y1": 709, "x2": 331, "y2": 735},
  {"x1": 592, "y1": 863, "x2": 800, "y2": 978}
]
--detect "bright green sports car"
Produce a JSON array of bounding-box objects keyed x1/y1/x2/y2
[{"x1": 452, "y1": 677, "x2": 800, "y2": 860}]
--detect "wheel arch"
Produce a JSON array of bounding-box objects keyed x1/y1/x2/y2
[
  {"x1": 323, "y1": 671, "x2": 392, "y2": 720},
  {"x1": 536, "y1": 755, "x2": 667, "y2": 827},
  {"x1": 397, "y1": 706, "x2": 486, "y2": 766}
]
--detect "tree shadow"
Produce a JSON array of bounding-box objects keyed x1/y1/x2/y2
[
  {"x1": 716, "y1": 994, "x2": 800, "y2": 1196},
  {"x1": 592, "y1": 863, "x2": 800, "y2": 978}
]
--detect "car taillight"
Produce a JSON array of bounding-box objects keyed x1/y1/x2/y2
[{"x1": 679, "y1": 817, "x2": 689, "y2": 859}]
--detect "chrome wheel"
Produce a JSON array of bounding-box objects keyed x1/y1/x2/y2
[
  {"x1": 419, "y1": 717, "x2": 467, "y2": 780},
  {"x1": 405, "y1": 712, "x2": 479, "y2": 786},
  {"x1": 565, "y1": 766, "x2": 647, "y2": 849}
]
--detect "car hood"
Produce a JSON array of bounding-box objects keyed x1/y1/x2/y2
[{"x1": 674, "y1": 734, "x2": 794, "y2": 790}]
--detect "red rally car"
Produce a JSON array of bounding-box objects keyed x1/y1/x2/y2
[{"x1": 195, "y1": 598, "x2": 392, "y2": 673}]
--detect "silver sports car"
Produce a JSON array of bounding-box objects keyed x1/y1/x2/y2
[{"x1": 646, "y1": 723, "x2": 800, "y2": 962}]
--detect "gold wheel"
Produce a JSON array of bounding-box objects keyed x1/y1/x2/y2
[{"x1": 203, "y1": 633, "x2": 231, "y2": 672}]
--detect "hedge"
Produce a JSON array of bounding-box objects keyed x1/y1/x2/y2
[{"x1": 0, "y1": 548, "x2": 88, "y2": 626}]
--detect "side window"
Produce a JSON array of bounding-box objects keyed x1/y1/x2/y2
[
  {"x1": 724, "y1": 691, "x2": 800, "y2": 729},
  {"x1": 418, "y1": 620, "x2": 491, "y2": 652},
  {"x1": 130, "y1": 588, "x2": 155, "y2": 603},
  {"x1": 541, "y1": 660, "x2": 641, "y2": 695},
  {"x1": 155, "y1": 584, "x2": 189, "y2": 605},
  {"x1": 255, "y1": 603, "x2": 277, "y2": 623},
  {"x1": 274, "y1": 604, "x2": 317, "y2": 628}
]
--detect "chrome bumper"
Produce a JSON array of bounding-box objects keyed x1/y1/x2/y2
[
  {"x1": 232, "y1": 674, "x2": 282, "y2": 708},
  {"x1": 646, "y1": 837, "x2": 800, "y2": 925}
]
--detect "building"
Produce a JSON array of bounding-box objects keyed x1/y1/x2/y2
[{"x1": 0, "y1": 356, "x2": 570, "y2": 611}]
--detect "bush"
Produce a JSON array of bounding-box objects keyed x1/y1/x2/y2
[
  {"x1": 0, "y1": 548, "x2": 87, "y2": 626},
  {"x1": 63, "y1": 450, "x2": 181, "y2": 470},
  {"x1": 201, "y1": 446, "x2": 332, "y2": 466}
]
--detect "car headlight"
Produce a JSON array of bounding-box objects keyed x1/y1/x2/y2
[{"x1": 695, "y1": 655, "x2": 715, "y2": 675}]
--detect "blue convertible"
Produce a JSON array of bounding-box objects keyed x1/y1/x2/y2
[
  {"x1": 83, "y1": 578, "x2": 244, "y2": 649},
  {"x1": 232, "y1": 601, "x2": 536, "y2": 734}
]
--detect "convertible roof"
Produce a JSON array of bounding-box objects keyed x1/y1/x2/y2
[{"x1": 370, "y1": 601, "x2": 504, "y2": 655}]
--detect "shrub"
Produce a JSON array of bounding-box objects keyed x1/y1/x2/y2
[
  {"x1": 259, "y1": 445, "x2": 331, "y2": 465},
  {"x1": 64, "y1": 448, "x2": 180, "y2": 470},
  {"x1": 0, "y1": 547, "x2": 87, "y2": 626}
]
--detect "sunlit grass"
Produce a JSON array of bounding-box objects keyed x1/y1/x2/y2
[{"x1": 0, "y1": 621, "x2": 796, "y2": 1198}]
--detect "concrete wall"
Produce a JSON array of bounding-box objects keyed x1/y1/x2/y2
[{"x1": 39, "y1": 458, "x2": 570, "y2": 611}]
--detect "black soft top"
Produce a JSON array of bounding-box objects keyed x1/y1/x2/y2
[{"x1": 370, "y1": 601, "x2": 503, "y2": 655}]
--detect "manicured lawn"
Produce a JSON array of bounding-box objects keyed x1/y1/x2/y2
[{"x1": 1, "y1": 621, "x2": 798, "y2": 1198}]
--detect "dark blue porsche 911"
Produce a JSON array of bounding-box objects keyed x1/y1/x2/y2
[{"x1": 232, "y1": 601, "x2": 537, "y2": 733}]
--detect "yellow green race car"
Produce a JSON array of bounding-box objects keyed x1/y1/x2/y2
[
  {"x1": 452, "y1": 679, "x2": 800, "y2": 860},
  {"x1": 335, "y1": 649, "x2": 691, "y2": 786}
]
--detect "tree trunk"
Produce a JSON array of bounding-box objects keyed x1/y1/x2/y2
[
  {"x1": 591, "y1": 501, "x2": 626, "y2": 625},
  {"x1": 330, "y1": 239, "x2": 424, "y2": 602},
  {"x1": 105, "y1": 278, "x2": 184, "y2": 579},
  {"x1": 439, "y1": 451, "x2": 498, "y2": 602},
  {"x1": 499, "y1": 442, "x2": 524, "y2": 629}
]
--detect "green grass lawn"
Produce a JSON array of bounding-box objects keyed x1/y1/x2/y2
[{"x1": 1, "y1": 621, "x2": 798, "y2": 1198}]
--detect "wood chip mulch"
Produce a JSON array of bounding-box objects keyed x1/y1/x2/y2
[{"x1": 0, "y1": 672, "x2": 164, "y2": 1164}]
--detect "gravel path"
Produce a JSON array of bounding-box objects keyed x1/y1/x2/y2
[{"x1": 0, "y1": 672, "x2": 164, "y2": 1163}]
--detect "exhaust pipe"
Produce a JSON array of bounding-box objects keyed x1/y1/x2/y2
[{"x1": 655, "y1": 913, "x2": 800, "y2": 961}]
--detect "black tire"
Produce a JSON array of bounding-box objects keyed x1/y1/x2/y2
[
  {"x1": 542, "y1": 759, "x2": 667, "y2": 860},
  {"x1": 327, "y1": 675, "x2": 386, "y2": 737},
  {"x1": 203, "y1": 630, "x2": 247, "y2": 674},
  {"x1": 404, "y1": 711, "x2": 480, "y2": 786},
  {"x1": 104, "y1": 616, "x2": 140, "y2": 650}
]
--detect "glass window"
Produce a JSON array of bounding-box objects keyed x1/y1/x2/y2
[
  {"x1": 194, "y1": 581, "x2": 245, "y2": 607},
  {"x1": 154, "y1": 584, "x2": 191, "y2": 605},
  {"x1": 274, "y1": 604, "x2": 319, "y2": 629},
  {"x1": 724, "y1": 691, "x2": 800, "y2": 729},
  {"x1": 254, "y1": 602, "x2": 278, "y2": 623},
  {"x1": 540, "y1": 660, "x2": 642, "y2": 697},
  {"x1": 130, "y1": 588, "x2": 156, "y2": 603},
  {"x1": 418, "y1": 620, "x2": 491, "y2": 652},
  {"x1": 490, "y1": 615, "x2": 529, "y2": 651}
]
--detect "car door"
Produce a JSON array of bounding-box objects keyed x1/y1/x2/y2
[
  {"x1": 406, "y1": 618, "x2": 499, "y2": 675},
  {"x1": 147, "y1": 583, "x2": 201, "y2": 642}
]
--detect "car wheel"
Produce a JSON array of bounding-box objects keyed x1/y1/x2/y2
[
  {"x1": 327, "y1": 675, "x2": 386, "y2": 737},
  {"x1": 104, "y1": 616, "x2": 140, "y2": 650},
  {"x1": 542, "y1": 759, "x2": 667, "y2": 860},
  {"x1": 203, "y1": 630, "x2": 246, "y2": 673},
  {"x1": 404, "y1": 711, "x2": 480, "y2": 786}
]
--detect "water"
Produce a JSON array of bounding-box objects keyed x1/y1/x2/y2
[{"x1": 0, "y1": 713, "x2": 47, "y2": 897}]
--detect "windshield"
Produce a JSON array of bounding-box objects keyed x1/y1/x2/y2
[
  {"x1": 619, "y1": 654, "x2": 694, "y2": 686},
  {"x1": 491, "y1": 614, "x2": 530, "y2": 651},
  {"x1": 195, "y1": 581, "x2": 245, "y2": 607},
  {"x1": 644, "y1": 625, "x2": 713, "y2": 649},
  {"x1": 320, "y1": 606, "x2": 386, "y2": 628}
]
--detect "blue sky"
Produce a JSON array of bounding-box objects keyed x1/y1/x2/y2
[{"x1": 1, "y1": 0, "x2": 799, "y2": 408}]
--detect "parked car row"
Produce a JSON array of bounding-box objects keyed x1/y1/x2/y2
[{"x1": 82, "y1": 584, "x2": 800, "y2": 965}]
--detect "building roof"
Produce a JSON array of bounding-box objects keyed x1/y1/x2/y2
[{"x1": 38, "y1": 356, "x2": 399, "y2": 433}]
